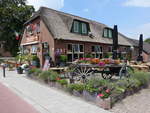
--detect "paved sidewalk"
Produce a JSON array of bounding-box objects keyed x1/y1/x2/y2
[
  {"x1": 0, "y1": 69, "x2": 111, "y2": 113},
  {"x1": 0, "y1": 83, "x2": 39, "y2": 113}
]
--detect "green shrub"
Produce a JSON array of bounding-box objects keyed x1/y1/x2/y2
[
  {"x1": 67, "y1": 84, "x2": 85, "y2": 93},
  {"x1": 39, "y1": 70, "x2": 59, "y2": 81},
  {"x1": 86, "y1": 78, "x2": 110, "y2": 88},
  {"x1": 39, "y1": 70, "x2": 51, "y2": 81},
  {"x1": 84, "y1": 78, "x2": 110, "y2": 93},
  {"x1": 131, "y1": 71, "x2": 150, "y2": 86},
  {"x1": 34, "y1": 68, "x2": 42, "y2": 76},
  {"x1": 49, "y1": 70, "x2": 59, "y2": 81},
  {"x1": 60, "y1": 55, "x2": 67, "y2": 62},
  {"x1": 84, "y1": 84, "x2": 99, "y2": 93},
  {"x1": 85, "y1": 53, "x2": 93, "y2": 58},
  {"x1": 57, "y1": 79, "x2": 68, "y2": 86},
  {"x1": 127, "y1": 78, "x2": 141, "y2": 88},
  {"x1": 28, "y1": 68, "x2": 37, "y2": 75}
]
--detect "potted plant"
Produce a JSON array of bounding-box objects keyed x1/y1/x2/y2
[
  {"x1": 16, "y1": 66, "x2": 23, "y2": 74},
  {"x1": 96, "y1": 87, "x2": 112, "y2": 110},
  {"x1": 59, "y1": 55, "x2": 67, "y2": 66},
  {"x1": 67, "y1": 84, "x2": 85, "y2": 96},
  {"x1": 31, "y1": 55, "x2": 40, "y2": 68},
  {"x1": 56, "y1": 79, "x2": 68, "y2": 89}
]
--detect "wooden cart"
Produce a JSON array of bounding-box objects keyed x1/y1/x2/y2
[{"x1": 68, "y1": 63, "x2": 134, "y2": 83}]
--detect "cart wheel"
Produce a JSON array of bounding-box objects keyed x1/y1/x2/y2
[
  {"x1": 72, "y1": 65, "x2": 94, "y2": 83},
  {"x1": 102, "y1": 67, "x2": 113, "y2": 79},
  {"x1": 119, "y1": 65, "x2": 134, "y2": 79}
]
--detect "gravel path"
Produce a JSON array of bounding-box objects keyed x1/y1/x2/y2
[{"x1": 110, "y1": 87, "x2": 150, "y2": 113}]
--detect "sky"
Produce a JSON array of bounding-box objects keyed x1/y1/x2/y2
[{"x1": 27, "y1": 0, "x2": 150, "y2": 40}]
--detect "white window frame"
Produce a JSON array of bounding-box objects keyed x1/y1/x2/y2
[
  {"x1": 31, "y1": 46, "x2": 37, "y2": 54},
  {"x1": 82, "y1": 23, "x2": 87, "y2": 34},
  {"x1": 67, "y1": 44, "x2": 84, "y2": 62},
  {"x1": 108, "y1": 29, "x2": 113, "y2": 38},
  {"x1": 73, "y1": 21, "x2": 79, "y2": 33},
  {"x1": 103, "y1": 29, "x2": 108, "y2": 37},
  {"x1": 92, "y1": 45, "x2": 103, "y2": 58}
]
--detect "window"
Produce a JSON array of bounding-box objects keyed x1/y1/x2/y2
[
  {"x1": 108, "y1": 46, "x2": 112, "y2": 52},
  {"x1": 108, "y1": 29, "x2": 113, "y2": 38},
  {"x1": 67, "y1": 44, "x2": 84, "y2": 62},
  {"x1": 73, "y1": 21, "x2": 79, "y2": 33},
  {"x1": 82, "y1": 23, "x2": 87, "y2": 34},
  {"x1": 31, "y1": 46, "x2": 37, "y2": 54},
  {"x1": 72, "y1": 20, "x2": 89, "y2": 35},
  {"x1": 103, "y1": 28, "x2": 113, "y2": 38},
  {"x1": 36, "y1": 23, "x2": 40, "y2": 33},
  {"x1": 91, "y1": 45, "x2": 103, "y2": 59},
  {"x1": 103, "y1": 29, "x2": 108, "y2": 37}
]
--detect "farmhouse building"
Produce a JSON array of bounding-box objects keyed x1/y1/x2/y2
[{"x1": 20, "y1": 7, "x2": 144, "y2": 66}]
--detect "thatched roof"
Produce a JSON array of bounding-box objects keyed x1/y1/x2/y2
[{"x1": 25, "y1": 7, "x2": 133, "y2": 46}]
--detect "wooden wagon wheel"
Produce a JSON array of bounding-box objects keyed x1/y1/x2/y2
[
  {"x1": 72, "y1": 65, "x2": 94, "y2": 83},
  {"x1": 102, "y1": 67, "x2": 113, "y2": 79},
  {"x1": 119, "y1": 64, "x2": 134, "y2": 79}
]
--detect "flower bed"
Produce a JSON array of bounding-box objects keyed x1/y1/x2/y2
[
  {"x1": 76, "y1": 58, "x2": 121, "y2": 66},
  {"x1": 26, "y1": 68, "x2": 150, "y2": 110}
]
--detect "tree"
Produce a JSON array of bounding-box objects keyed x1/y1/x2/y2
[
  {"x1": 0, "y1": 0, "x2": 34, "y2": 56},
  {"x1": 144, "y1": 38, "x2": 150, "y2": 44}
]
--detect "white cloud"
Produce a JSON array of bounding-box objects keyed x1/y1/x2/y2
[
  {"x1": 83, "y1": 8, "x2": 89, "y2": 12},
  {"x1": 122, "y1": 23, "x2": 150, "y2": 39},
  {"x1": 27, "y1": 0, "x2": 64, "y2": 11},
  {"x1": 123, "y1": 0, "x2": 150, "y2": 7}
]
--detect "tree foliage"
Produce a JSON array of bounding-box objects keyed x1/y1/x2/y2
[
  {"x1": 144, "y1": 38, "x2": 150, "y2": 44},
  {"x1": 0, "y1": 0, "x2": 34, "y2": 56}
]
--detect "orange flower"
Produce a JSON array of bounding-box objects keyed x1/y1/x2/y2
[{"x1": 91, "y1": 58, "x2": 100, "y2": 64}]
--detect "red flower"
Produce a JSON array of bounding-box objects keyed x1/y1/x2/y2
[
  {"x1": 105, "y1": 89, "x2": 110, "y2": 93},
  {"x1": 97, "y1": 93, "x2": 104, "y2": 98}
]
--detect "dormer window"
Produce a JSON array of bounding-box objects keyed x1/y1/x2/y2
[
  {"x1": 72, "y1": 20, "x2": 89, "y2": 35},
  {"x1": 73, "y1": 21, "x2": 79, "y2": 33},
  {"x1": 103, "y1": 28, "x2": 113, "y2": 38},
  {"x1": 82, "y1": 23, "x2": 87, "y2": 34}
]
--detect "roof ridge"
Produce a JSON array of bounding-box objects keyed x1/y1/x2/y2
[{"x1": 40, "y1": 7, "x2": 107, "y2": 27}]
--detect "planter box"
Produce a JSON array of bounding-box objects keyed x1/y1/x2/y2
[
  {"x1": 55, "y1": 82, "x2": 63, "y2": 89},
  {"x1": 96, "y1": 97, "x2": 111, "y2": 110},
  {"x1": 83, "y1": 90, "x2": 97, "y2": 103},
  {"x1": 72, "y1": 90, "x2": 82, "y2": 97},
  {"x1": 48, "y1": 81, "x2": 56, "y2": 87}
]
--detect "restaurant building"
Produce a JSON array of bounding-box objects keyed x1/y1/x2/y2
[{"x1": 20, "y1": 7, "x2": 141, "y2": 67}]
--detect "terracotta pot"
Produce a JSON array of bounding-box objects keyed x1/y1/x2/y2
[
  {"x1": 114, "y1": 60, "x2": 120, "y2": 64},
  {"x1": 96, "y1": 97, "x2": 111, "y2": 110}
]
